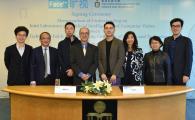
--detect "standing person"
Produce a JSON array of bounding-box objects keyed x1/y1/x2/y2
[
  {"x1": 30, "y1": 32, "x2": 59, "y2": 85},
  {"x1": 58, "y1": 22, "x2": 80, "y2": 85},
  {"x1": 71, "y1": 27, "x2": 98, "y2": 85},
  {"x1": 4, "y1": 26, "x2": 32, "y2": 85},
  {"x1": 98, "y1": 21, "x2": 125, "y2": 85},
  {"x1": 164, "y1": 18, "x2": 193, "y2": 85},
  {"x1": 122, "y1": 31, "x2": 143, "y2": 85},
  {"x1": 144, "y1": 36, "x2": 172, "y2": 85}
]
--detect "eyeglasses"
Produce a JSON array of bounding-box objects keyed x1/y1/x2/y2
[{"x1": 80, "y1": 32, "x2": 89, "y2": 35}]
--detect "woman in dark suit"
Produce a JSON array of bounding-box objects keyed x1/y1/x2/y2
[
  {"x1": 143, "y1": 36, "x2": 172, "y2": 85},
  {"x1": 4, "y1": 26, "x2": 32, "y2": 85},
  {"x1": 122, "y1": 31, "x2": 143, "y2": 85}
]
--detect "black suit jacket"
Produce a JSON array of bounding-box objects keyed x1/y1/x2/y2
[
  {"x1": 70, "y1": 43, "x2": 98, "y2": 85},
  {"x1": 163, "y1": 35, "x2": 193, "y2": 85},
  {"x1": 58, "y1": 36, "x2": 80, "y2": 84},
  {"x1": 30, "y1": 46, "x2": 59, "y2": 85},
  {"x1": 4, "y1": 44, "x2": 33, "y2": 85}
]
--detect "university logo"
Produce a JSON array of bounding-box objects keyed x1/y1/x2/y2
[{"x1": 95, "y1": 0, "x2": 100, "y2": 8}]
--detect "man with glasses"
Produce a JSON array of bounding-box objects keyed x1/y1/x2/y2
[
  {"x1": 70, "y1": 27, "x2": 98, "y2": 85},
  {"x1": 30, "y1": 32, "x2": 59, "y2": 85},
  {"x1": 163, "y1": 18, "x2": 193, "y2": 85}
]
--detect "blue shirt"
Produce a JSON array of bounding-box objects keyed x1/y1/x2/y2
[
  {"x1": 167, "y1": 35, "x2": 181, "y2": 65},
  {"x1": 82, "y1": 43, "x2": 88, "y2": 49}
]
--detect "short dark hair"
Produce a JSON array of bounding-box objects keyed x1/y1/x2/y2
[
  {"x1": 170, "y1": 18, "x2": 184, "y2": 27},
  {"x1": 39, "y1": 32, "x2": 51, "y2": 40},
  {"x1": 14, "y1": 26, "x2": 29, "y2": 36},
  {"x1": 104, "y1": 21, "x2": 115, "y2": 28},
  {"x1": 65, "y1": 22, "x2": 75, "y2": 29},
  {"x1": 149, "y1": 36, "x2": 163, "y2": 47},
  {"x1": 123, "y1": 31, "x2": 138, "y2": 51}
]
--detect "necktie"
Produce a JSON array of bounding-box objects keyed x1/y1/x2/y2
[
  {"x1": 44, "y1": 48, "x2": 48, "y2": 78},
  {"x1": 83, "y1": 45, "x2": 86, "y2": 56}
]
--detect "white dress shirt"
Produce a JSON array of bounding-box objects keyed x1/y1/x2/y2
[{"x1": 16, "y1": 43, "x2": 25, "y2": 56}]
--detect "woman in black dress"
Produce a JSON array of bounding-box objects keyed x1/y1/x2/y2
[{"x1": 122, "y1": 31, "x2": 143, "y2": 85}]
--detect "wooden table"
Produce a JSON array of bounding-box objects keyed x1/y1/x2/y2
[{"x1": 3, "y1": 86, "x2": 193, "y2": 120}]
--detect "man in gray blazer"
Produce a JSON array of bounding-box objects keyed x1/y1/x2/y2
[
  {"x1": 71, "y1": 27, "x2": 98, "y2": 85},
  {"x1": 98, "y1": 21, "x2": 125, "y2": 85}
]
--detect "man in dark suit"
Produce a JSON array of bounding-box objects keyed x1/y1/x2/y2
[
  {"x1": 163, "y1": 18, "x2": 193, "y2": 85},
  {"x1": 30, "y1": 32, "x2": 59, "y2": 85},
  {"x1": 98, "y1": 21, "x2": 125, "y2": 85},
  {"x1": 4, "y1": 26, "x2": 32, "y2": 85},
  {"x1": 58, "y1": 22, "x2": 80, "y2": 85},
  {"x1": 71, "y1": 27, "x2": 98, "y2": 85}
]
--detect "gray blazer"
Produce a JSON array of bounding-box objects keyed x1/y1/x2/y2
[{"x1": 98, "y1": 37, "x2": 125, "y2": 78}]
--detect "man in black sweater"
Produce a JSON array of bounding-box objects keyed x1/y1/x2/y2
[{"x1": 58, "y1": 22, "x2": 80, "y2": 85}]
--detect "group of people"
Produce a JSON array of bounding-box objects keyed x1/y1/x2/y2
[{"x1": 4, "y1": 18, "x2": 193, "y2": 86}]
